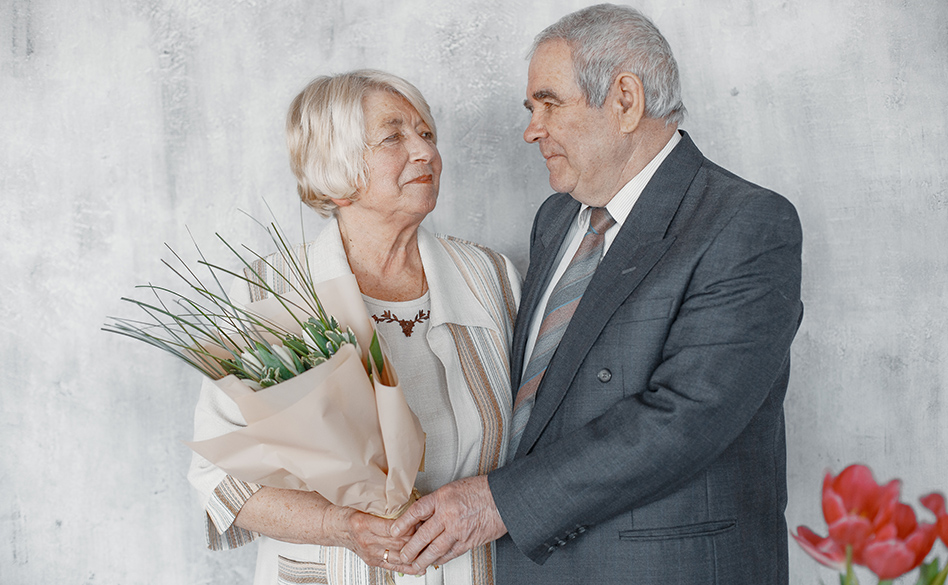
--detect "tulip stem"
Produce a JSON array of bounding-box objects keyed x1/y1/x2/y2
[
  {"x1": 843, "y1": 546, "x2": 860, "y2": 585},
  {"x1": 932, "y1": 564, "x2": 948, "y2": 585}
]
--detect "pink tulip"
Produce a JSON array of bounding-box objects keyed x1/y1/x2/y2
[
  {"x1": 822, "y1": 465, "x2": 901, "y2": 554},
  {"x1": 791, "y1": 525, "x2": 846, "y2": 569},
  {"x1": 920, "y1": 492, "x2": 948, "y2": 547},
  {"x1": 859, "y1": 501, "x2": 937, "y2": 580}
]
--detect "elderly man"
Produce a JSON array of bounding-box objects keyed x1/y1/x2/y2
[{"x1": 392, "y1": 4, "x2": 802, "y2": 583}]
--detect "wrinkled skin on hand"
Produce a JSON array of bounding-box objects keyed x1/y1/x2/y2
[
  {"x1": 390, "y1": 475, "x2": 507, "y2": 574},
  {"x1": 336, "y1": 507, "x2": 416, "y2": 573},
  {"x1": 233, "y1": 487, "x2": 416, "y2": 573}
]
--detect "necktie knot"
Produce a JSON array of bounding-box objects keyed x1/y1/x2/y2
[{"x1": 589, "y1": 207, "x2": 615, "y2": 236}]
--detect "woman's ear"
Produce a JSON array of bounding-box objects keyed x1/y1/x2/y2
[
  {"x1": 614, "y1": 72, "x2": 646, "y2": 134},
  {"x1": 330, "y1": 197, "x2": 353, "y2": 208}
]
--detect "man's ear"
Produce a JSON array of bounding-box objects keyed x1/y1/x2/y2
[{"x1": 614, "y1": 72, "x2": 646, "y2": 134}]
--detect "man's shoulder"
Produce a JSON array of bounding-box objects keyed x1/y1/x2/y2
[{"x1": 673, "y1": 140, "x2": 797, "y2": 227}]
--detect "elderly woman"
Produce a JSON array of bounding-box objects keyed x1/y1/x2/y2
[{"x1": 187, "y1": 70, "x2": 519, "y2": 585}]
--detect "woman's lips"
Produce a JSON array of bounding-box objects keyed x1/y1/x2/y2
[{"x1": 406, "y1": 174, "x2": 433, "y2": 184}]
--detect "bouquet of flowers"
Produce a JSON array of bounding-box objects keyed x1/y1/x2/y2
[
  {"x1": 104, "y1": 222, "x2": 425, "y2": 517},
  {"x1": 793, "y1": 464, "x2": 948, "y2": 585}
]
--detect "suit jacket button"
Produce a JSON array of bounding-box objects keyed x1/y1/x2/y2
[{"x1": 597, "y1": 369, "x2": 612, "y2": 383}]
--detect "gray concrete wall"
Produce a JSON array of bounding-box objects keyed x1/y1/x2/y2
[{"x1": 2, "y1": 0, "x2": 946, "y2": 583}]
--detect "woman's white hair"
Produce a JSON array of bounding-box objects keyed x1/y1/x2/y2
[
  {"x1": 531, "y1": 3, "x2": 686, "y2": 125},
  {"x1": 286, "y1": 70, "x2": 437, "y2": 217}
]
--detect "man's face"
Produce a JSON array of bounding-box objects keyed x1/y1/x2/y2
[{"x1": 523, "y1": 40, "x2": 626, "y2": 206}]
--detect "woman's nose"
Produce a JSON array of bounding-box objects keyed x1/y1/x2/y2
[{"x1": 409, "y1": 133, "x2": 436, "y2": 162}]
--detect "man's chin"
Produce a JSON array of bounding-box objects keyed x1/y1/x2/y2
[{"x1": 547, "y1": 175, "x2": 575, "y2": 195}]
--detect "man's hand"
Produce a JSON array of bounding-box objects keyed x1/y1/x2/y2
[{"x1": 391, "y1": 475, "x2": 507, "y2": 573}]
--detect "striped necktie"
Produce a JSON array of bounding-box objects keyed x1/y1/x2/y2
[{"x1": 508, "y1": 207, "x2": 616, "y2": 457}]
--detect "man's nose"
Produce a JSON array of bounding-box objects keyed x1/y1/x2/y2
[{"x1": 523, "y1": 114, "x2": 546, "y2": 143}]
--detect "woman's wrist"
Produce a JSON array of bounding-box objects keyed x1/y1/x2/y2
[{"x1": 322, "y1": 502, "x2": 356, "y2": 549}]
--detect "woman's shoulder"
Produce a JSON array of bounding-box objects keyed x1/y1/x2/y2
[
  {"x1": 431, "y1": 233, "x2": 521, "y2": 318},
  {"x1": 432, "y1": 233, "x2": 518, "y2": 282},
  {"x1": 435, "y1": 233, "x2": 505, "y2": 260}
]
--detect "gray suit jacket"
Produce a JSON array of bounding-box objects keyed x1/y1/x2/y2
[{"x1": 489, "y1": 132, "x2": 802, "y2": 584}]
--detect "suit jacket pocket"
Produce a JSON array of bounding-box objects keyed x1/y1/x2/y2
[
  {"x1": 610, "y1": 296, "x2": 674, "y2": 323},
  {"x1": 618, "y1": 519, "x2": 736, "y2": 541}
]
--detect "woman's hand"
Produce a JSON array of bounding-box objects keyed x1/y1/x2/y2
[
  {"x1": 332, "y1": 506, "x2": 416, "y2": 572},
  {"x1": 234, "y1": 487, "x2": 417, "y2": 572}
]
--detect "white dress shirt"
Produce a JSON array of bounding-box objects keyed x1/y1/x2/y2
[{"x1": 521, "y1": 131, "x2": 681, "y2": 377}]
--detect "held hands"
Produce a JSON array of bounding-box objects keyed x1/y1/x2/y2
[
  {"x1": 333, "y1": 507, "x2": 417, "y2": 573},
  {"x1": 390, "y1": 475, "x2": 507, "y2": 574},
  {"x1": 234, "y1": 487, "x2": 416, "y2": 572}
]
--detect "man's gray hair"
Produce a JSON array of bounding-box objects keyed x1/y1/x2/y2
[{"x1": 531, "y1": 3, "x2": 686, "y2": 125}]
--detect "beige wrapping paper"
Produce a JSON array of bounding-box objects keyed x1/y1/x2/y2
[{"x1": 187, "y1": 274, "x2": 425, "y2": 517}]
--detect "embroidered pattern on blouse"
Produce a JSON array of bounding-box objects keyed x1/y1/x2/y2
[{"x1": 371, "y1": 309, "x2": 430, "y2": 337}]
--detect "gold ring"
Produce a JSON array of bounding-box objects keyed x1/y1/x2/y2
[{"x1": 383, "y1": 549, "x2": 390, "y2": 563}]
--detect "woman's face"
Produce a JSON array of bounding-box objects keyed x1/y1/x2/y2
[{"x1": 351, "y1": 90, "x2": 442, "y2": 222}]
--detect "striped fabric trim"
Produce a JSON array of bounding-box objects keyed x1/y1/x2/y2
[
  {"x1": 244, "y1": 243, "x2": 310, "y2": 301},
  {"x1": 446, "y1": 326, "x2": 509, "y2": 480},
  {"x1": 437, "y1": 236, "x2": 517, "y2": 339},
  {"x1": 438, "y1": 236, "x2": 516, "y2": 585},
  {"x1": 277, "y1": 555, "x2": 329, "y2": 584},
  {"x1": 320, "y1": 547, "x2": 393, "y2": 585},
  {"x1": 205, "y1": 475, "x2": 262, "y2": 551}
]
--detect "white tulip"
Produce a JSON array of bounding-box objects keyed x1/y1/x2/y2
[
  {"x1": 240, "y1": 351, "x2": 264, "y2": 374},
  {"x1": 272, "y1": 345, "x2": 301, "y2": 375}
]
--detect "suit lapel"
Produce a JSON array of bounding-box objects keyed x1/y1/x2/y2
[{"x1": 516, "y1": 132, "x2": 705, "y2": 456}]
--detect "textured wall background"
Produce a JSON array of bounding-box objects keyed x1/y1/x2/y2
[{"x1": 2, "y1": 0, "x2": 946, "y2": 583}]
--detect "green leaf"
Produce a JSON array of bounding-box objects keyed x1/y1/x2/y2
[
  {"x1": 254, "y1": 344, "x2": 294, "y2": 381},
  {"x1": 302, "y1": 325, "x2": 329, "y2": 356},
  {"x1": 931, "y1": 562, "x2": 948, "y2": 585},
  {"x1": 283, "y1": 336, "x2": 308, "y2": 357},
  {"x1": 914, "y1": 560, "x2": 939, "y2": 585},
  {"x1": 325, "y1": 330, "x2": 345, "y2": 347},
  {"x1": 369, "y1": 331, "x2": 384, "y2": 376}
]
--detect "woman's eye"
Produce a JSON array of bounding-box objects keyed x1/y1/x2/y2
[
  {"x1": 421, "y1": 131, "x2": 434, "y2": 140},
  {"x1": 383, "y1": 133, "x2": 401, "y2": 143}
]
